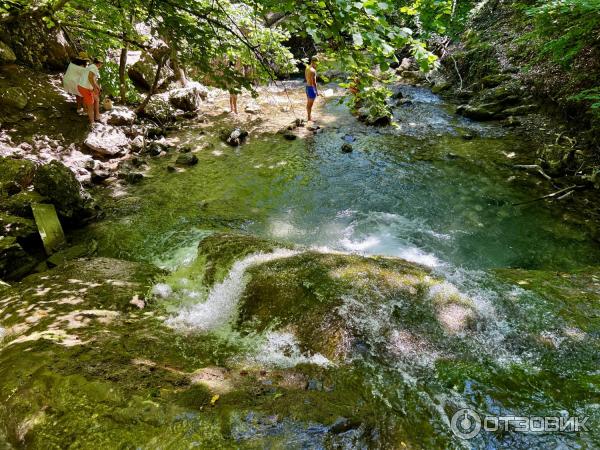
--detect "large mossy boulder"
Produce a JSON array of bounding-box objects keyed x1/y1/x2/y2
[
  {"x1": 0, "y1": 41, "x2": 16, "y2": 64},
  {"x1": 0, "y1": 157, "x2": 36, "y2": 190},
  {"x1": 167, "y1": 233, "x2": 480, "y2": 363},
  {"x1": 3, "y1": 14, "x2": 74, "y2": 69},
  {"x1": 0, "y1": 87, "x2": 27, "y2": 110},
  {"x1": 32, "y1": 160, "x2": 97, "y2": 224}
]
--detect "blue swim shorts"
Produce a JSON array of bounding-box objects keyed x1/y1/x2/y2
[{"x1": 306, "y1": 85, "x2": 317, "y2": 99}]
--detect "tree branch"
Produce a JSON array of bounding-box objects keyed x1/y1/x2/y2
[{"x1": 63, "y1": 23, "x2": 151, "y2": 50}]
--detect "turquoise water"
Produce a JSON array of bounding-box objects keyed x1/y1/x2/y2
[{"x1": 69, "y1": 86, "x2": 600, "y2": 448}]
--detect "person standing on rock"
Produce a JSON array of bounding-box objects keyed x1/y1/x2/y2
[
  {"x1": 227, "y1": 59, "x2": 243, "y2": 114},
  {"x1": 77, "y1": 57, "x2": 103, "y2": 125},
  {"x1": 63, "y1": 52, "x2": 89, "y2": 114},
  {"x1": 305, "y1": 56, "x2": 319, "y2": 121}
]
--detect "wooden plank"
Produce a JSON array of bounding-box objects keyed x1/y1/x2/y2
[{"x1": 31, "y1": 203, "x2": 66, "y2": 255}]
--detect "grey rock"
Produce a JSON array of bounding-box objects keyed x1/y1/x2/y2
[
  {"x1": 168, "y1": 82, "x2": 208, "y2": 111},
  {"x1": 106, "y1": 107, "x2": 136, "y2": 126},
  {"x1": 127, "y1": 52, "x2": 172, "y2": 91},
  {"x1": 84, "y1": 124, "x2": 130, "y2": 157}
]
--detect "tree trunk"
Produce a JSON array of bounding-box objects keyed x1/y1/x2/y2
[
  {"x1": 136, "y1": 56, "x2": 166, "y2": 114},
  {"x1": 119, "y1": 46, "x2": 128, "y2": 103},
  {"x1": 170, "y1": 50, "x2": 187, "y2": 87}
]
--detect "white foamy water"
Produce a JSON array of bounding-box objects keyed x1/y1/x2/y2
[
  {"x1": 166, "y1": 249, "x2": 298, "y2": 332},
  {"x1": 245, "y1": 331, "x2": 332, "y2": 368}
]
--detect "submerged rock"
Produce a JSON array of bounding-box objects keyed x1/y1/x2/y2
[
  {"x1": 222, "y1": 128, "x2": 249, "y2": 146},
  {"x1": 341, "y1": 143, "x2": 353, "y2": 153},
  {"x1": 175, "y1": 153, "x2": 198, "y2": 166}
]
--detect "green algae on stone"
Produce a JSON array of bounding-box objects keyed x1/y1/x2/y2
[
  {"x1": 496, "y1": 266, "x2": 600, "y2": 333},
  {"x1": 238, "y1": 251, "x2": 438, "y2": 361},
  {"x1": 196, "y1": 233, "x2": 289, "y2": 286}
]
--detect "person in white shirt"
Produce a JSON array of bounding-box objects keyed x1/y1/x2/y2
[
  {"x1": 77, "y1": 58, "x2": 104, "y2": 124},
  {"x1": 63, "y1": 52, "x2": 89, "y2": 113}
]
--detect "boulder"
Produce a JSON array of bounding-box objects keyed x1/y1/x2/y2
[
  {"x1": 431, "y1": 81, "x2": 451, "y2": 94},
  {"x1": 0, "y1": 157, "x2": 36, "y2": 189},
  {"x1": 33, "y1": 160, "x2": 97, "y2": 224},
  {"x1": 106, "y1": 107, "x2": 136, "y2": 126},
  {"x1": 3, "y1": 15, "x2": 74, "y2": 69},
  {"x1": 168, "y1": 82, "x2": 208, "y2": 112},
  {"x1": 130, "y1": 135, "x2": 145, "y2": 152},
  {"x1": 400, "y1": 70, "x2": 426, "y2": 84},
  {"x1": 502, "y1": 104, "x2": 537, "y2": 116},
  {"x1": 221, "y1": 128, "x2": 249, "y2": 146},
  {"x1": 0, "y1": 87, "x2": 28, "y2": 110},
  {"x1": 175, "y1": 153, "x2": 199, "y2": 167},
  {"x1": 143, "y1": 96, "x2": 176, "y2": 122},
  {"x1": 341, "y1": 143, "x2": 353, "y2": 153},
  {"x1": 91, "y1": 169, "x2": 110, "y2": 184},
  {"x1": 127, "y1": 52, "x2": 172, "y2": 91},
  {"x1": 0, "y1": 41, "x2": 16, "y2": 64},
  {"x1": 480, "y1": 74, "x2": 511, "y2": 88},
  {"x1": 282, "y1": 130, "x2": 297, "y2": 140},
  {"x1": 84, "y1": 124, "x2": 130, "y2": 157},
  {"x1": 357, "y1": 106, "x2": 392, "y2": 126},
  {"x1": 118, "y1": 171, "x2": 144, "y2": 184},
  {"x1": 456, "y1": 104, "x2": 497, "y2": 121},
  {"x1": 144, "y1": 141, "x2": 169, "y2": 156}
]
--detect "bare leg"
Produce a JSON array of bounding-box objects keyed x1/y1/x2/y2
[
  {"x1": 307, "y1": 98, "x2": 314, "y2": 121},
  {"x1": 76, "y1": 96, "x2": 83, "y2": 112},
  {"x1": 94, "y1": 95, "x2": 101, "y2": 121},
  {"x1": 85, "y1": 103, "x2": 94, "y2": 124}
]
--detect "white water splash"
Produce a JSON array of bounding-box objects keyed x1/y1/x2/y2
[
  {"x1": 166, "y1": 249, "x2": 298, "y2": 332},
  {"x1": 244, "y1": 331, "x2": 332, "y2": 368}
]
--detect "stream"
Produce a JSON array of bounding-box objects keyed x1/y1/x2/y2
[{"x1": 52, "y1": 85, "x2": 600, "y2": 447}]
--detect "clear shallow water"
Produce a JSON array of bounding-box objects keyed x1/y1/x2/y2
[{"x1": 73, "y1": 87, "x2": 600, "y2": 448}]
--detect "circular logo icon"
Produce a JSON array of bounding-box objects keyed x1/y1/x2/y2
[{"x1": 450, "y1": 408, "x2": 481, "y2": 439}]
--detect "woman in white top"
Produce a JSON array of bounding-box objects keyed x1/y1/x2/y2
[{"x1": 77, "y1": 58, "x2": 104, "y2": 124}]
